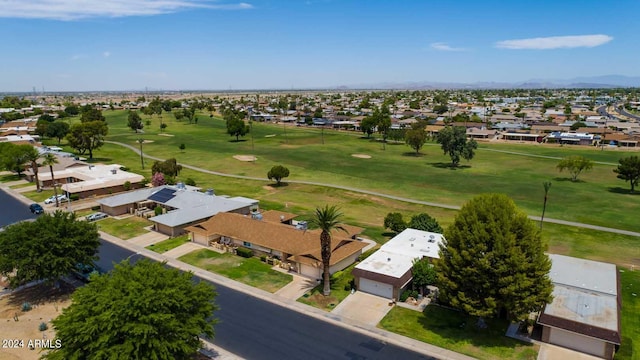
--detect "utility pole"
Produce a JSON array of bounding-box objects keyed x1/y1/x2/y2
[{"x1": 137, "y1": 139, "x2": 145, "y2": 169}]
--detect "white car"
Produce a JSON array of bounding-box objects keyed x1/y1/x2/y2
[
  {"x1": 86, "y1": 212, "x2": 108, "y2": 222},
  {"x1": 44, "y1": 194, "x2": 68, "y2": 204}
]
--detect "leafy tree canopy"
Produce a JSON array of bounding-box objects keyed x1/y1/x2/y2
[
  {"x1": 44, "y1": 260, "x2": 218, "y2": 360},
  {"x1": 408, "y1": 213, "x2": 443, "y2": 233},
  {"x1": 226, "y1": 115, "x2": 249, "y2": 141},
  {"x1": 127, "y1": 110, "x2": 143, "y2": 133},
  {"x1": 80, "y1": 108, "x2": 105, "y2": 122},
  {"x1": 556, "y1": 155, "x2": 593, "y2": 182},
  {"x1": 405, "y1": 127, "x2": 427, "y2": 154},
  {"x1": 267, "y1": 165, "x2": 290, "y2": 186},
  {"x1": 436, "y1": 126, "x2": 478, "y2": 166},
  {"x1": 383, "y1": 212, "x2": 406, "y2": 233},
  {"x1": 435, "y1": 194, "x2": 553, "y2": 321},
  {"x1": 614, "y1": 155, "x2": 640, "y2": 193},
  {"x1": 0, "y1": 211, "x2": 100, "y2": 288},
  {"x1": 152, "y1": 158, "x2": 182, "y2": 178},
  {"x1": 66, "y1": 121, "x2": 108, "y2": 159}
]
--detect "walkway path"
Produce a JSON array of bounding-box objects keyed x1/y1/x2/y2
[{"x1": 106, "y1": 140, "x2": 640, "y2": 237}]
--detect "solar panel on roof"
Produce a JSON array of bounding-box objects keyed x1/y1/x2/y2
[{"x1": 148, "y1": 188, "x2": 177, "y2": 203}]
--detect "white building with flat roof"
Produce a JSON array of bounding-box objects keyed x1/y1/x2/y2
[
  {"x1": 537, "y1": 254, "x2": 621, "y2": 359},
  {"x1": 352, "y1": 228, "x2": 443, "y2": 300}
]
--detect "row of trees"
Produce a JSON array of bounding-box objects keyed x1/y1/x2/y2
[{"x1": 383, "y1": 212, "x2": 443, "y2": 234}]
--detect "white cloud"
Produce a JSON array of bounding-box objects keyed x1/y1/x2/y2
[
  {"x1": 70, "y1": 54, "x2": 87, "y2": 60},
  {"x1": 103, "y1": 51, "x2": 111, "y2": 58},
  {"x1": 0, "y1": 1, "x2": 253, "y2": 21},
  {"x1": 430, "y1": 42, "x2": 467, "y2": 52},
  {"x1": 495, "y1": 34, "x2": 613, "y2": 50}
]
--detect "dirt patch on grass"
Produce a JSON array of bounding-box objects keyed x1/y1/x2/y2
[
  {"x1": 142, "y1": 140, "x2": 154, "y2": 144},
  {"x1": 233, "y1": 155, "x2": 257, "y2": 162},
  {"x1": 352, "y1": 154, "x2": 372, "y2": 159},
  {"x1": 158, "y1": 133, "x2": 174, "y2": 137},
  {"x1": 280, "y1": 144, "x2": 301, "y2": 149},
  {"x1": 263, "y1": 185, "x2": 275, "y2": 191},
  {"x1": 0, "y1": 282, "x2": 74, "y2": 360}
]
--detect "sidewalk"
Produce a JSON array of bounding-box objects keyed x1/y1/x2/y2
[{"x1": 100, "y1": 231, "x2": 476, "y2": 360}]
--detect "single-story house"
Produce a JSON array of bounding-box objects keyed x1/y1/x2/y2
[
  {"x1": 352, "y1": 228, "x2": 444, "y2": 300},
  {"x1": 546, "y1": 132, "x2": 598, "y2": 145},
  {"x1": 185, "y1": 210, "x2": 367, "y2": 279},
  {"x1": 34, "y1": 161, "x2": 145, "y2": 199},
  {"x1": 97, "y1": 185, "x2": 258, "y2": 236},
  {"x1": 537, "y1": 254, "x2": 621, "y2": 359}
]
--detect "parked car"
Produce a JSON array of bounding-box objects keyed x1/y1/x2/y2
[
  {"x1": 72, "y1": 263, "x2": 102, "y2": 282},
  {"x1": 85, "y1": 212, "x2": 108, "y2": 222},
  {"x1": 44, "y1": 194, "x2": 68, "y2": 204},
  {"x1": 29, "y1": 203, "x2": 44, "y2": 214}
]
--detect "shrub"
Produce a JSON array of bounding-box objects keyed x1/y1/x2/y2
[
  {"x1": 154, "y1": 206, "x2": 163, "y2": 216},
  {"x1": 236, "y1": 247, "x2": 253, "y2": 258},
  {"x1": 123, "y1": 181, "x2": 131, "y2": 191},
  {"x1": 39, "y1": 322, "x2": 48, "y2": 331},
  {"x1": 260, "y1": 255, "x2": 267, "y2": 262},
  {"x1": 184, "y1": 178, "x2": 196, "y2": 186},
  {"x1": 22, "y1": 302, "x2": 32, "y2": 311},
  {"x1": 145, "y1": 120, "x2": 151, "y2": 126}
]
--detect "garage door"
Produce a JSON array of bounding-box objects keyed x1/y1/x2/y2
[
  {"x1": 359, "y1": 278, "x2": 393, "y2": 299},
  {"x1": 549, "y1": 328, "x2": 605, "y2": 358},
  {"x1": 300, "y1": 264, "x2": 320, "y2": 279}
]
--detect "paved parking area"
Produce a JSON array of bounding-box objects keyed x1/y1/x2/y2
[{"x1": 331, "y1": 291, "x2": 394, "y2": 326}]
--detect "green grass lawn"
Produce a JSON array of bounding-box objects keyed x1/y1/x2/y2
[
  {"x1": 616, "y1": 268, "x2": 640, "y2": 360},
  {"x1": 147, "y1": 235, "x2": 190, "y2": 253},
  {"x1": 9, "y1": 181, "x2": 35, "y2": 189},
  {"x1": 95, "y1": 216, "x2": 151, "y2": 240},
  {"x1": 94, "y1": 109, "x2": 640, "y2": 233},
  {"x1": 21, "y1": 189, "x2": 55, "y2": 202},
  {"x1": 298, "y1": 264, "x2": 356, "y2": 311},
  {"x1": 380, "y1": 305, "x2": 538, "y2": 360},
  {"x1": 178, "y1": 249, "x2": 292, "y2": 293},
  {"x1": 0, "y1": 173, "x2": 21, "y2": 182}
]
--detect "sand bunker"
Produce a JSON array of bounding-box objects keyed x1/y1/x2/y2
[
  {"x1": 265, "y1": 134, "x2": 276, "y2": 137},
  {"x1": 352, "y1": 154, "x2": 372, "y2": 159},
  {"x1": 158, "y1": 133, "x2": 174, "y2": 137},
  {"x1": 233, "y1": 155, "x2": 257, "y2": 162},
  {"x1": 136, "y1": 140, "x2": 154, "y2": 144}
]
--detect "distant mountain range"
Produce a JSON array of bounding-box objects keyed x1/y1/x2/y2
[{"x1": 342, "y1": 75, "x2": 640, "y2": 90}]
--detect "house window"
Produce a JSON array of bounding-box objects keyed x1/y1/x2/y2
[{"x1": 243, "y1": 242, "x2": 252, "y2": 248}]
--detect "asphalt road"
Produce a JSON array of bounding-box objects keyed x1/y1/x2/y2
[
  {"x1": 0, "y1": 189, "x2": 37, "y2": 228},
  {"x1": 97, "y1": 239, "x2": 431, "y2": 360},
  {"x1": 0, "y1": 190, "x2": 429, "y2": 359}
]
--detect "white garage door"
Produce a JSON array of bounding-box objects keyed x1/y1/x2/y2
[
  {"x1": 300, "y1": 264, "x2": 320, "y2": 279},
  {"x1": 359, "y1": 278, "x2": 393, "y2": 299},
  {"x1": 549, "y1": 328, "x2": 605, "y2": 358}
]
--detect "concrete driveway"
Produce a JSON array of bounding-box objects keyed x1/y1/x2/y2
[
  {"x1": 274, "y1": 273, "x2": 319, "y2": 300},
  {"x1": 537, "y1": 343, "x2": 601, "y2": 360},
  {"x1": 129, "y1": 231, "x2": 169, "y2": 247},
  {"x1": 331, "y1": 291, "x2": 394, "y2": 326}
]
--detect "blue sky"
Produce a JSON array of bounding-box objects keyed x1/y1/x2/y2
[{"x1": 1, "y1": 0, "x2": 638, "y2": 91}]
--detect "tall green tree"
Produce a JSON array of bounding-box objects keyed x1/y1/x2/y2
[
  {"x1": 46, "y1": 121, "x2": 70, "y2": 144},
  {"x1": 42, "y1": 153, "x2": 60, "y2": 207},
  {"x1": 44, "y1": 260, "x2": 218, "y2": 360},
  {"x1": 408, "y1": 213, "x2": 443, "y2": 233},
  {"x1": 311, "y1": 205, "x2": 346, "y2": 296},
  {"x1": 384, "y1": 212, "x2": 406, "y2": 233},
  {"x1": 556, "y1": 155, "x2": 593, "y2": 182},
  {"x1": 405, "y1": 127, "x2": 427, "y2": 154},
  {"x1": 127, "y1": 110, "x2": 144, "y2": 133},
  {"x1": 0, "y1": 143, "x2": 33, "y2": 176},
  {"x1": 80, "y1": 107, "x2": 105, "y2": 122},
  {"x1": 436, "y1": 126, "x2": 478, "y2": 166},
  {"x1": 66, "y1": 121, "x2": 108, "y2": 159},
  {"x1": 0, "y1": 211, "x2": 99, "y2": 288},
  {"x1": 267, "y1": 165, "x2": 290, "y2": 186},
  {"x1": 613, "y1": 155, "x2": 640, "y2": 193},
  {"x1": 435, "y1": 194, "x2": 553, "y2": 321},
  {"x1": 226, "y1": 115, "x2": 250, "y2": 141},
  {"x1": 360, "y1": 116, "x2": 377, "y2": 138}
]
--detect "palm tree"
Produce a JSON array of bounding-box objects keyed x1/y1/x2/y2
[
  {"x1": 25, "y1": 147, "x2": 41, "y2": 192},
  {"x1": 42, "y1": 153, "x2": 59, "y2": 207},
  {"x1": 311, "y1": 205, "x2": 346, "y2": 296}
]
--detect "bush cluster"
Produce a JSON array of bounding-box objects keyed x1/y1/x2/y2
[{"x1": 236, "y1": 247, "x2": 253, "y2": 258}]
